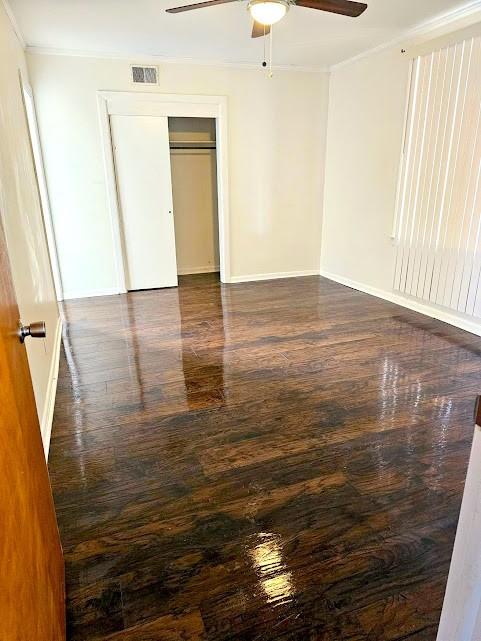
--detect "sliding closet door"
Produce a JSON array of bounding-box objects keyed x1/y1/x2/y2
[
  {"x1": 394, "y1": 36, "x2": 481, "y2": 317},
  {"x1": 111, "y1": 115, "x2": 178, "y2": 290}
]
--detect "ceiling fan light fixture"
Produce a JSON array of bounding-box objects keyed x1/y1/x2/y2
[{"x1": 248, "y1": 0, "x2": 289, "y2": 26}]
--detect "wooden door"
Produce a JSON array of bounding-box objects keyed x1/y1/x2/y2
[
  {"x1": 111, "y1": 115, "x2": 178, "y2": 291},
  {"x1": 0, "y1": 217, "x2": 65, "y2": 640}
]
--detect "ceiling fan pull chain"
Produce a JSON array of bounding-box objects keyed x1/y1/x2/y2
[{"x1": 269, "y1": 26, "x2": 273, "y2": 78}]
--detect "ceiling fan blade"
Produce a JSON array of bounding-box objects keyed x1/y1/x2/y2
[
  {"x1": 252, "y1": 21, "x2": 271, "y2": 38},
  {"x1": 294, "y1": 0, "x2": 367, "y2": 17},
  {"x1": 166, "y1": 0, "x2": 238, "y2": 13}
]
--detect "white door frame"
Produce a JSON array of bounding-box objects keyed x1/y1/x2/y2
[
  {"x1": 97, "y1": 90, "x2": 231, "y2": 291},
  {"x1": 436, "y1": 413, "x2": 481, "y2": 641},
  {"x1": 21, "y1": 78, "x2": 64, "y2": 301}
]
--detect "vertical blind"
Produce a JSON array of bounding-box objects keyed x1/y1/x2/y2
[{"x1": 394, "y1": 36, "x2": 481, "y2": 318}]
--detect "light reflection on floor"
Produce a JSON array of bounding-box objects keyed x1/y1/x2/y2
[{"x1": 248, "y1": 532, "x2": 295, "y2": 607}]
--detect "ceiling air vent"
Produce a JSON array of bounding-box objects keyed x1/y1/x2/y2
[{"x1": 131, "y1": 65, "x2": 158, "y2": 85}]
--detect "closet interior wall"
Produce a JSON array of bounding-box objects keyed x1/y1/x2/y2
[{"x1": 168, "y1": 117, "x2": 220, "y2": 277}]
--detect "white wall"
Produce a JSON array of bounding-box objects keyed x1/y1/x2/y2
[
  {"x1": 27, "y1": 54, "x2": 329, "y2": 295},
  {"x1": 322, "y1": 48, "x2": 408, "y2": 292},
  {"x1": 0, "y1": 3, "x2": 60, "y2": 453},
  {"x1": 321, "y1": 20, "x2": 481, "y2": 333}
]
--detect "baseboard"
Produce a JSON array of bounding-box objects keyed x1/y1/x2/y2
[
  {"x1": 320, "y1": 269, "x2": 481, "y2": 338},
  {"x1": 41, "y1": 316, "x2": 62, "y2": 459},
  {"x1": 178, "y1": 266, "x2": 220, "y2": 275},
  {"x1": 229, "y1": 269, "x2": 320, "y2": 284},
  {"x1": 62, "y1": 287, "x2": 120, "y2": 300}
]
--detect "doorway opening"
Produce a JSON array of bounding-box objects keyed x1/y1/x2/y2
[{"x1": 168, "y1": 117, "x2": 220, "y2": 280}]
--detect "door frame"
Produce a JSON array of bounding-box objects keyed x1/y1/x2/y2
[
  {"x1": 436, "y1": 409, "x2": 481, "y2": 641},
  {"x1": 97, "y1": 91, "x2": 231, "y2": 290}
]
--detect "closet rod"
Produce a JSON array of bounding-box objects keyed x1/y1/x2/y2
[{"x1": 169, "y1": 141, "x2": 216, "y2": 150}]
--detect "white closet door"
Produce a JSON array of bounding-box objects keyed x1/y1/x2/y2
[{"x1": 111, "y1": 115, "x2": 178, "y2": 290}]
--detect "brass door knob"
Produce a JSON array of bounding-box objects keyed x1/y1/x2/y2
[{"x1": 19, "y1": 321, "x2": 46, "y2": 344}]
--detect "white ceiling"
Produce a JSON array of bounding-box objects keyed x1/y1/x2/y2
[{"x1": 8, "y1": 0, "x2": 478, "y2": 68}]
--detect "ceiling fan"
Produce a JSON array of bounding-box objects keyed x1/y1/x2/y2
[{"x1": 166, "y1": 0, "x2": 368, "y2": 38}]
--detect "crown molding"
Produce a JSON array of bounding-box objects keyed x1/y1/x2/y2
[
  {"x1": 330, "y1": 0, "x2": 481, "y2": 71},
  {"x1": 25, "y1": 45, "x2": 329, "y2": 73},
  {"x1": 1, "y1": 0, "x2": 26, "y2": 48}
]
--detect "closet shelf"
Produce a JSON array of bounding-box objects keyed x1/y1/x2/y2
[{"x1": 169, "y1": 140, "x2": 216, "y2": 150}]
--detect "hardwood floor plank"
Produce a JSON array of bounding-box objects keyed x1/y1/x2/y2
[{"x1": 101, "y1": 610, "x2": 205, "y2": 641}]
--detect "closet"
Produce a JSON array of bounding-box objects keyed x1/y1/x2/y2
[
  {"x1": 110, "y1": 115, "x2": 219, "y2": 291},
  {"x1": 168, "y1": 117, "x2": 220, "y2": 277}
]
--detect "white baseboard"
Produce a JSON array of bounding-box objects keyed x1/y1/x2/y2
[
  {"x1": 320, "y1": 269, "x2": 481, "y2": 338},
  {"x1": 229, "y1": 269, "x2": 320, "y2": 284},
  {"x1": 178, "y1": 266, "x2": 220, "y2": 275},
  {"x1": 41, "y1": 317, "x2": 62, "y2": 459},
  {"x1": 62, "y1": 287, "x2": 121, "y2": 300}
]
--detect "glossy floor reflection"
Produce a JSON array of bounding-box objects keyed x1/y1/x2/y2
[{"x1": 49, "y1": 274, "x2": 481, "y2": 640}]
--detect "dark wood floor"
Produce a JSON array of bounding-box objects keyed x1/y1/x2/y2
[{"x1": 49, "y1": 274, "x2": 481, "y2": 641}]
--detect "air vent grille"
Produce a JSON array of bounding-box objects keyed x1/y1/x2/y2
[{"x1": 131, "y1": 65, "x2": 158, "y2": 84}]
